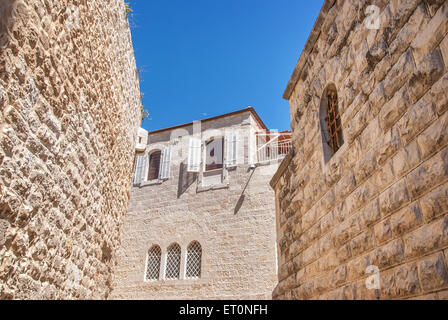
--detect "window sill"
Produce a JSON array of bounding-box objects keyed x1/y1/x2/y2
[
  {"x1": 134, "y1": 179, "x2": 168, "y2": 187},
  {"x1": 203, "y1": 168, "x2": 224, "y2": 174},
  {"x1": 196, "y1": 183, "x2": 229, "y2": 193},
  {"x1": 143, "y1": 278, "x2": 207, "y2": 286}
]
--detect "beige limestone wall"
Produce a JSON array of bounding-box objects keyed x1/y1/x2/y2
[
  {"x1": 111, "y1": 112, "x2": 279, "y2": 299},
  {"x1": 273, "y1": 0, "x2": 448, "y2": 300},
  {"x1": 0, "y1": 0, "x2": 142, "y2": 299}
]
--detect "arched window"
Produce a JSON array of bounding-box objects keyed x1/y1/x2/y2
[
  {"x1": 320, "y1": 84, "x2": 344, "y2": 163},
  {"x1": 145, "y1": 245, "x2": 161, "y2": 281},
  {"x1": 165, "y1": 243, "x2": 181, "y2": 280},
  {"x1": 148, "y1": 150, "x2": 162, "y2": 180},
  {"x1": 185, "y1": 241, "x2": 202, "y2": 279}
]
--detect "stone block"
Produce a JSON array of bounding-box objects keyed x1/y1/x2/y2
[
  {"x1": 320, "y1": 211, "x2": 335, "y2": 235},
  {"x1": 370, "y1": 160, "x2": 395, "y2": 194},
  {"x1": 411, "y1": 2, "x2": 448, "y2": 65},
  {"x1": 360, "y1": 199, "x2": 381, "y2": 228},
  {"x1": 430, "y1": 73, "x2": 448, "y2": 116},
  {"x1": 335, "y1": 170, "x2": 357, "y2": 202},
  {"x1": 420, "y1": 184, "x2": 448, "y2": 222},
  {"x1": 379, "y1": 84, "x2": 410, "y2": 133},
  {"x1": 417, "y1": 111, "x2": 448, "y2": 160},
  {"x1": 390, "y1": 203, "x2": 423, "y2": 236},
  {"x1": 379, "y1": 179, "x2": 410, "y2": 217},
  {"x1": 336, "y1": 243, "x2": 352, "y2": 264},
  {"x1": 418, "y1": 253, "x2": 448, "y2": 291},
  {"x1": 392, "y1": 140, "x2": 421, "y2": 179},
  {"x1": 408, "y1": 49, "x2": 445, "y2": 105},
  {"x1": 397, "y1": 100, "x2": 437, "y2": 146},
  {"x1": 314, "y1": 275, "x2": 330, "y2": 295},
  {"x1": 406, "y1": 148, "x2": 448, "y2": 199},
  {"x1": 330, "y1": 265, "x2": 347, "y2": 288},
  {"x1": 404, "y1": 216, "x2": 448, "y2": 258},
  {"x1": 392, "y1": 263, "x2": 421, "y2": 298},
  {"x1": 354, "y1": 151, "x2": 377, "y2": 185},
  {"x1": 347, "y1": 255, "x2": 369, "y2": 282},
  {"x1": 383, "y1": 49, "x2": 415, "y2": 99},
  {"x1": 370, "y1": 239, "x2": 405, "y2": 269},
  {"x1": 388, "y1": 4, "x2": 429, "y2": 63},
  {"x1": 350, "y1": 230, "x2": 375, "y2": 257},
  {"x1": 359, "y1": 117, "x2": 382, "y2": 153},
  {"x1": 375, "y1": 128, "x2": 402, "y2": 166},
  {"x1": 374, "y1": 218, "x2": 392, "y2": 245}
]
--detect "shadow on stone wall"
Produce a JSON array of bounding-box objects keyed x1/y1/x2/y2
[
  {"x1": 0, "y1": 0, "x2": 17, "y2": 49},
  {"x1": 234, "y1": 167, "x2": 256, "y2": 215},
  {"x1": 177, "y1": 159, "x2": 197, "y2": 198}
]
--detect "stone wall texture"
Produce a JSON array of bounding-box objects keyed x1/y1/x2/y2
[
  {"x1": 0, "y1": 0, "x2": 142, "y2": 299},
  {"x1": 273, "y1": 0, "x2": 448, "y2": 300},
  {"x1": 111, "y1": 111, "x2": 279, "y2": 299}
]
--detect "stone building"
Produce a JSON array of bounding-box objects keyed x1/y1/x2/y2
[
  {"x1": 271, "y1": 0, "x2": 448, "y2": 300},
  {"x1": 0, "y1": 1, "x2": 142, "y2": 299},
  {"x1": 111, "y1": 107, "x2": 290, "y2": 299}
]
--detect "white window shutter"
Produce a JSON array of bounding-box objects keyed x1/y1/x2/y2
[
  {"x1": 142, "y1": 154, "x2": 149, "y2": 182},
  {"x1": 225, "y1": 133, "x2": 237, "y2": 167},
  {"x1": 225, "y1": 135, "x2": 231, "y2": 166},
  {"x1": 159, "y1": 146, "x2": 172, "y2": 179},
  {"x1": 232, "y1": 133, "x2": 238, "y2": 166},
  {"x1": 188, "y1": 137, "x2": 201, "y2": 172},
  {"x1": 133, "y1": 155, "x2": 144, "y2": 184}
]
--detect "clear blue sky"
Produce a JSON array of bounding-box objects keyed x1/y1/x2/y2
[{"x1": 127, "y1": 0, "x2": 324, "y2": 132}]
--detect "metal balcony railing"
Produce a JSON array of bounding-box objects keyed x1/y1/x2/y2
[{"x1": 256, "y1": 132, "x2": 292, "y2": 164}]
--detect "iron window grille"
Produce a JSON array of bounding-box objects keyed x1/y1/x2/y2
[
  {"x1": 165, "y1": 244, "x2": 181, "y2": 280},
  {"x1": 325, "y1": 89, "x2": 343, "y2": 155},
  {"x1": 185, "y1": 242, "x2": 202, "y2": 279},
  {"x1": 145, "y1": 245, "x2": 161, "y2": 281}
]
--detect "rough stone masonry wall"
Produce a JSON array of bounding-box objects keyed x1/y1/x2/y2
[
  {"x1": 273, "y1": 0, "x2": 448, "y2": 300},
  {"x1": 0, "y1": 0, "x2": 142, "y2": 299}
]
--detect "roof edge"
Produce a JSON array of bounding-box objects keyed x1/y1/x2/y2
[
  {"x1": 148, "y1": 107, "x2": 268, "y2": 135},
  {"x1": 283, "y1": 0, "x2": 336, "y2": 100}
]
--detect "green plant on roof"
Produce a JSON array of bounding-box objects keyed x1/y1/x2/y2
[{"x1": 124, "y1": 2, "x2": 133, "y2": 15}]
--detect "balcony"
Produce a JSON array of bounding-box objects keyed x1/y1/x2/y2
[{"x1": 256, "y1": 131, "x2": 292, "y2": 164}]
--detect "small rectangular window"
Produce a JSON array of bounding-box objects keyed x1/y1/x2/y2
[
  {"x1": 148, "y1": 151, "x2": 161, "y2": 181},
  {"x1": 205, "y1": 138, "x2": 224, "y2": 171}
]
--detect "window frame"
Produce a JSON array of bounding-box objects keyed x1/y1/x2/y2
[
  {"x1": 203, "y1": 137, "x2": 224, "y2": 172},
  {"x1": 185, "y1": 241, "x2": 202, "y2": 280},
  {"x1": 320, "y1": 84, "x2": 344, "y2": 164},
  {"x1": 147, "y1": 149, "x2": 162, "y2": 181},
  {"x1": 144, "y1": 245, "x2": 162, "y2": 282},
  {"x1": 164, "y1": 243, "x2": 182, "y2": 280}
]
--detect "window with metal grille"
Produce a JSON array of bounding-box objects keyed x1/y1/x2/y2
[
  {"x1": 320, "y1": 85, "x2": 344, "y2": 163},
  {"x1": 145, "y1": 245, "x2": 162, "y2": 281},
  {"x1": 185, "y1": 241, "x2": 202, "y2": 279},
  {"x1": 148, "y1": 150, "x2": 161, "y2": 180},
  {"x1": 165, "y1": 243, "x2": 181, "y2": 280}
]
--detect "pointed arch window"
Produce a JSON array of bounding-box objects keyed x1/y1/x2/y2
[
  {"x1": 185, "y1": 241, "x2": 202, "y2": 279},
  {"x1": 145, "y1": 245, "x2": 162, "y2": 281},
  {"x1": 320, "y1": 84, "x2": 344, "y2": 163},
  {"x1": 165, "y1": 243, "x2": 181, "y2": 280}
]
